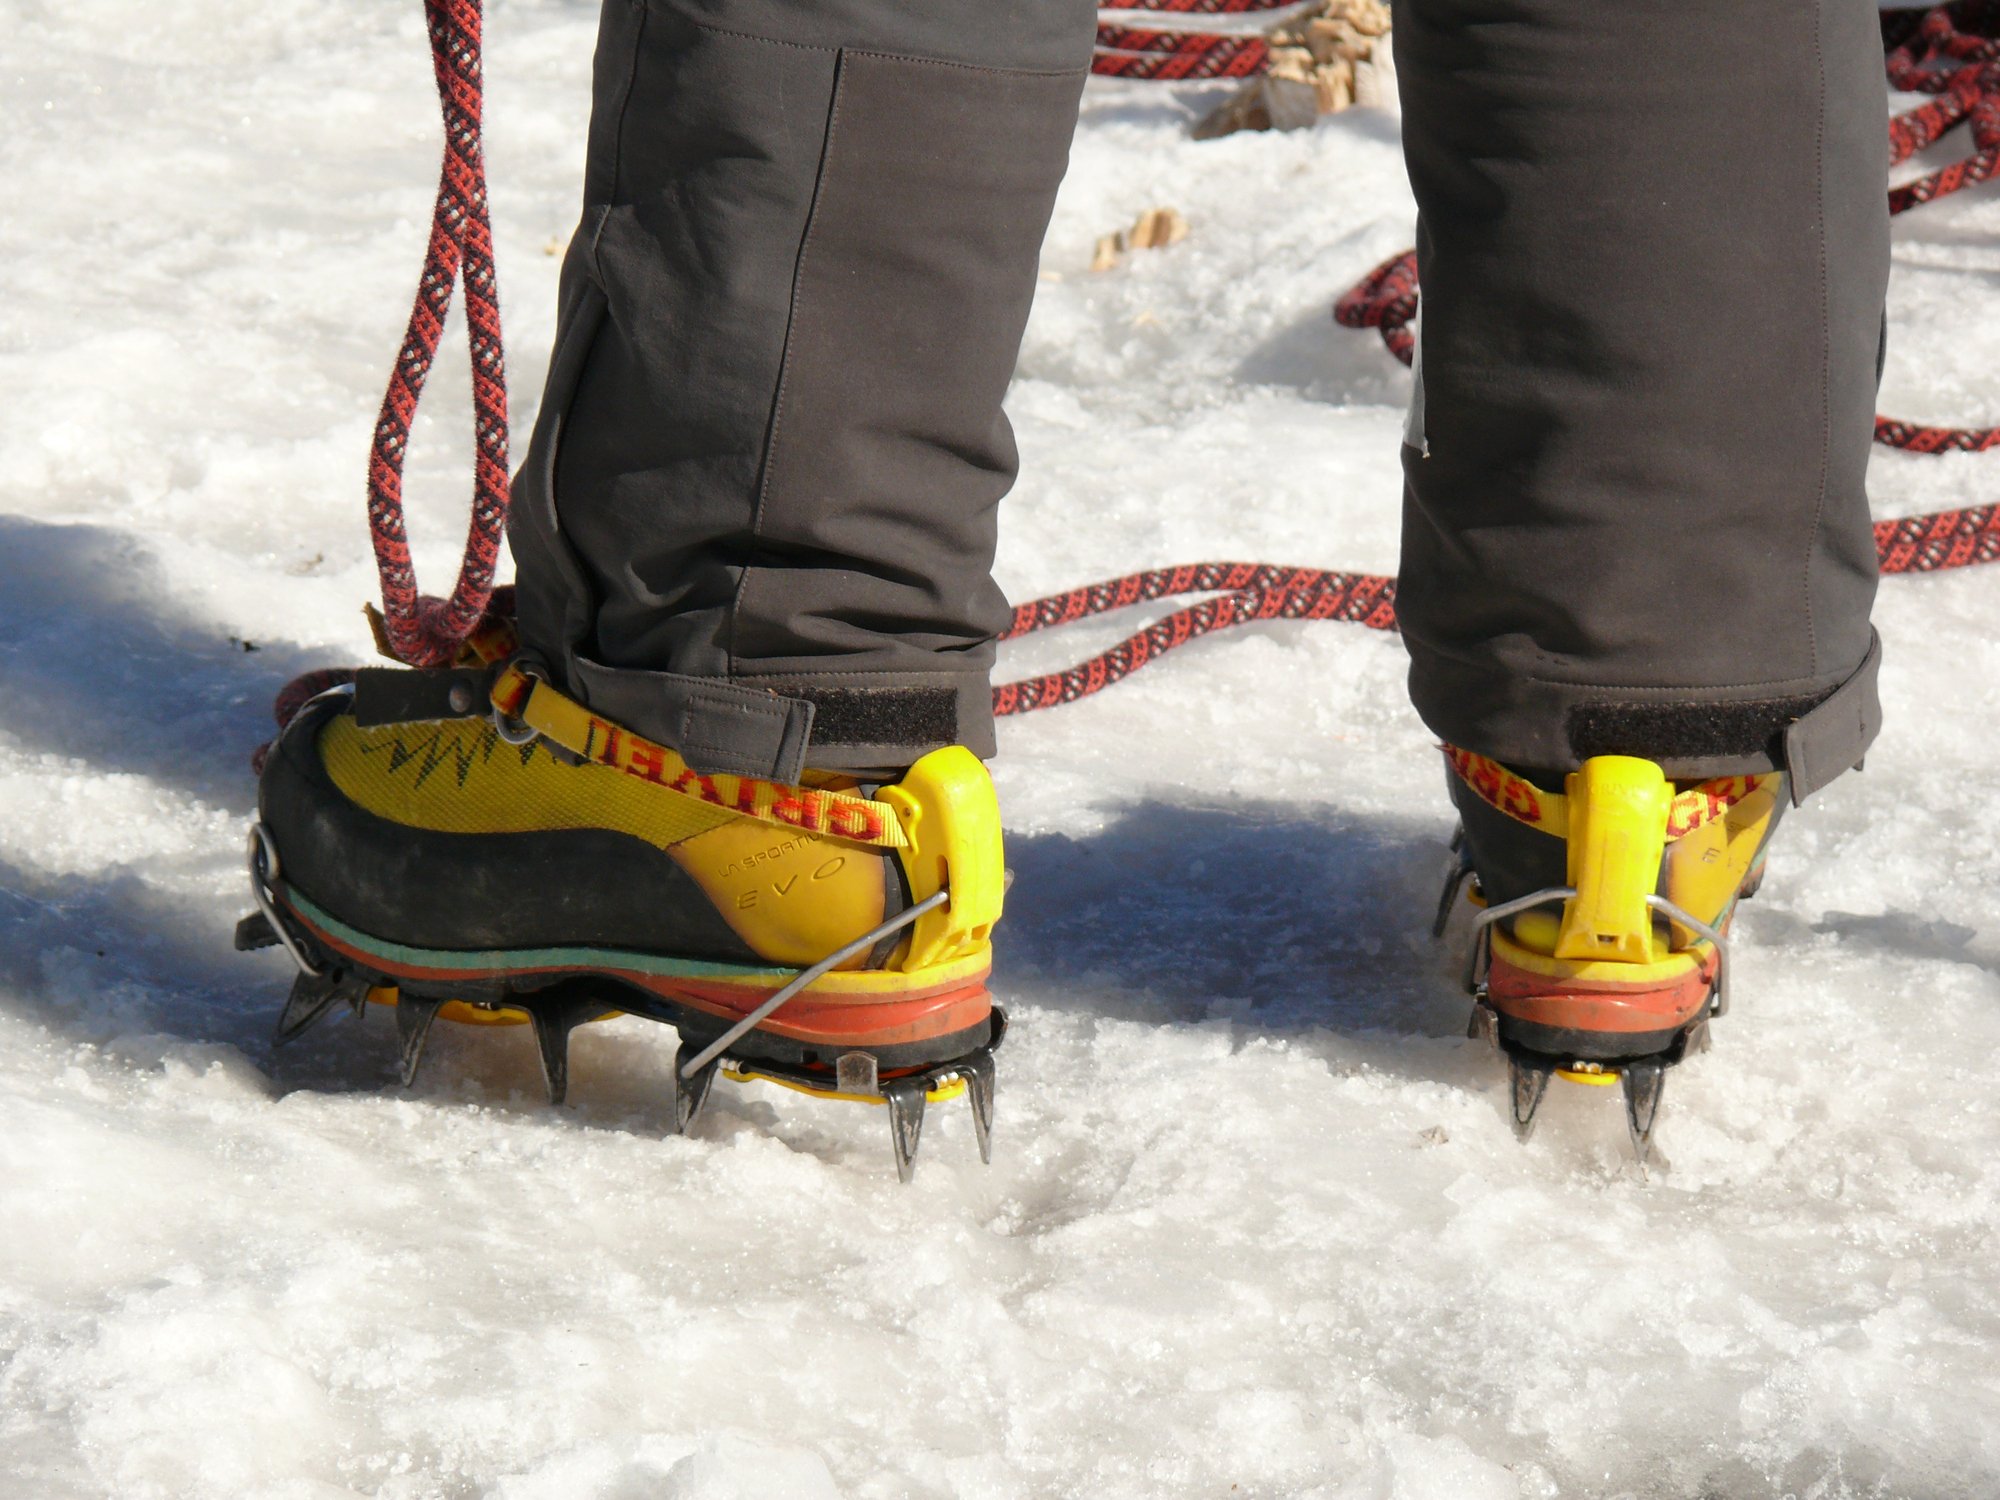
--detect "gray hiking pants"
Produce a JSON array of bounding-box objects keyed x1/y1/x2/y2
[{"x1": 510, "y1": 0, "x2": 1889, "y2": 795}]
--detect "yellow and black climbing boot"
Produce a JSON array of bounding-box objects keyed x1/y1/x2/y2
[
  {"x1": 1434, "y1": 748, "x2": 1784, "y2": 1162},
  {"x1": 239, "y1": 662, "x2": 1006, "y2": 1181}
]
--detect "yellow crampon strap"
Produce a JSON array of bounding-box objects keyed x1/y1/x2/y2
[
  {"x1": 489, "y1": 664, "x2": 911, "y2": 849},
  {"x1": 1442, "y1": 746, "x2": 1767, "y2": 843}
]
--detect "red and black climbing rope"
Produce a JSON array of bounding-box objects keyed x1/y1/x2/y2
[
  {"x1": 994, "y1": 565, "x2": 1397, "y2": 714},
  {"x1": 1089, "y1": 0, "x2": 1293, "y2": 81},
  {"x1": 1885, "y1": 0, "x2": 2000, "y2": 213},
  {"x1": 991, "y1": 502, "x2": 2000, "y2": 719},
  {"x1": 365, "y1": 0, "x2": 510, "y2": 669},
  {"x1": 1091, "y1": 25, "x2": 1271, "y2": 81}
]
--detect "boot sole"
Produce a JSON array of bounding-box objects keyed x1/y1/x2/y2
[
  {"x1": 279, "y1": 887, "x2": 994, "y2": 1070},
  {"x1": 1483, "y1": 947, "x2": 1717, "y2": 1063}
]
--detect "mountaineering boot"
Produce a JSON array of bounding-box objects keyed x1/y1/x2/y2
[
  {"x1": 239, "y1": 662, "x2": 1005, "y2": 1181},
  {"x1": 1435, "y1": 749, "x2": 1785, "y2": 1161}
]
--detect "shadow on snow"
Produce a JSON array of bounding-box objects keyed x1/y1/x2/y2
[{"x1": 0, "y1": 514, "x2": 327, "y2": 810}]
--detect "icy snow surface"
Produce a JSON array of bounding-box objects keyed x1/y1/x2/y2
[{"x1": 5, "y1": 3, "x2": 2000, "y2": 1496}]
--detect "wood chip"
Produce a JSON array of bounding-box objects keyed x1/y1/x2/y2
[
  {"x1": 1193, "y1": 0, "x2": 1394, "y2": 141},
  {"x1": 1090, "y1": 207, "x2": 1190, "y2": 272}
]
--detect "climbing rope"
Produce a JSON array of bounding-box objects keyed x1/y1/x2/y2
[
  {"x1": 995, "y1": 565, "x2": 1397, "y2": 714},
  {"x1": 318, "y1": 0, "x2": 1999, "y2": 741},
  {"x1": 1092, "y1": 25, "x2": 1272, "y2": 81},
  {"x1": 1089, "y1": 0, "x2": 1292, "y2": 78},
  {"x1": 365, "y1": 0, "x2": 510, "y2": 669}
]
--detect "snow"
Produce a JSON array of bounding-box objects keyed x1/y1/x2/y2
[{"x1": 5, "y1": 3, "x2": 2000, "y2": 1495}]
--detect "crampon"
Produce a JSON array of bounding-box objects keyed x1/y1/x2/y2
[
  {"x1": 1434, "y1": 751, "x2": 1782, "y2": 1165},
  {"x1": 240, "y1": 660, "x2": 1006, "y2": 1182}
]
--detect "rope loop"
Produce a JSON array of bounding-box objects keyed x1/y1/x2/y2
[{"x1": 366, "y1": 0, "x2": 510, "y2": 669}]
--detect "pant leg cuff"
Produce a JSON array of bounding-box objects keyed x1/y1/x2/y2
[{"x1": 1407, "y1": 629, "x2": 1882, "y2": 799}]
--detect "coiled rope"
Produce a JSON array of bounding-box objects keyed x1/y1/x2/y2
[{"x1": 340, "y1": 0, "x2": 1999, "y2": 736}]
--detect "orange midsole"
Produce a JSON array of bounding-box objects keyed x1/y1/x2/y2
[
  {"x1": 295, "y1": 915, "x2": 992, "y2": 1050},
  {"x1": 1484, "y1": 950, "x2": 1716, "y2": 1034}
]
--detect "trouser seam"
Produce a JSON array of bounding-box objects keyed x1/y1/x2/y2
[
  {"x1": 839, "y1": 46, "x2": 1082, "y2": 79},
  {"x1": 729, "y1": 47, "x2": 848, "y2": 679},
  {"x1": 679, "y1": 15, "x2": 836, "y2": 57},
  {"x1": 607, "y1": 0, "x2": 647, "y2": 206},
  {"x1": 1803, "y1": 0, "x2": 1830, "y2": 680}
]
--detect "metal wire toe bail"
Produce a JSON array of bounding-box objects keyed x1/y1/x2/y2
[
  {"x1": 246, "y1": 822, "x2": 322, "y2": 979},
  {"x1": 1461, "y1": 883, "x2": 1730, "y2": 1017}
]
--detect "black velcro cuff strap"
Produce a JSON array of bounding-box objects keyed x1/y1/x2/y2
[
  {"x1": 797, "y1": 685, "x2": 959, "y2": 749},
  {"x1": 1566, "y1": 696, "x2": 1826, "y2": 767}
]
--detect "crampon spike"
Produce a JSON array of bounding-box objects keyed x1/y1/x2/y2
[
  {"x1": 671, "y1": 1040, "x2": 720, "y2": 1135},
  {"x1": 1508, "y1": 1055, "x2": 1554, "y2": 1143},
  {"x1": 1684, "y1": 1017, "x2": 1712, "y2": 1056},
  {"x1": 395, "y1": 995, "x2": 447, "y2": 1087},
  {"x1": 1621, "y1": 1059, "x2": 1668, "y2": 1166},
  {"x1": 960, "y1": 1053, "x2": 995, "y2": 1166},
  {"x1": 235, "y1": 911, "x2": 280, "y2": 952},
  {"x1": 883, "y1": 1080, "x2": 928, "y2": 1183},
  {"x1": 275, "y1": 971, "x2": 349, "y2": 1045},
  {"x1": 531, "y1": 1004, "x2": 573, "y2": 1107},
  {"x1": 529, "y1": 992, "x2": 614, "y2": 1107}
]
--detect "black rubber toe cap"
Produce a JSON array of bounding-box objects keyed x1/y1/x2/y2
[{"x1": 257, "y1": 695, "x2": 765, "y2": 963}]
